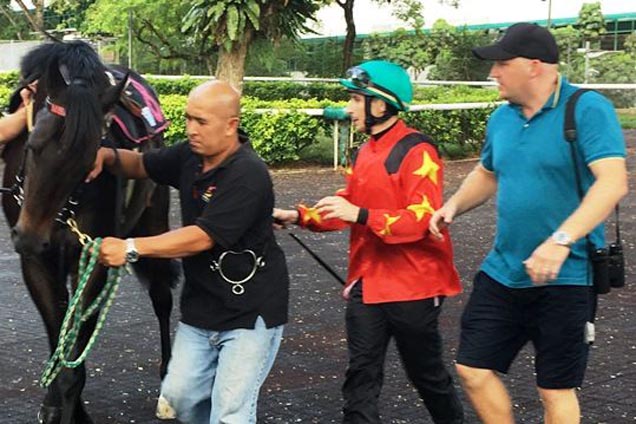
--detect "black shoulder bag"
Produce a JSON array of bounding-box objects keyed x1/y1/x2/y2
[{"x1": 564, "y1": 89, "x2": 625, "y2": 294}]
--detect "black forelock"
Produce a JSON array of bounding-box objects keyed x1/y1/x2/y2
[{"x1": 49, "y1": 41, "x2": 106, "y2": 87}]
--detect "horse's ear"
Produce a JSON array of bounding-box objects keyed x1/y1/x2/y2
[{"x1": 100, "y1": 73, "x2": 128, "y2": 113}]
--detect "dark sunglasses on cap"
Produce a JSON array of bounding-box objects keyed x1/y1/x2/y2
[{"x1": 345, "y1": 66, "x2": 404, "y2": 110}]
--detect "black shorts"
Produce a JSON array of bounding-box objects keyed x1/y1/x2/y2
[{"x1": 456, "y1": 271, "x2": 596, "y2": 389}]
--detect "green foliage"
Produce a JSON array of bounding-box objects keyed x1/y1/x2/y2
[
  {"x1": 364, "y1": 20, "x2": 493, "y2": 80},
  {"x1": 157, "y1": 94, "x2": 187, "y2": 145},
  {"x1": 624, "y1": 32, "x2": 636, "y2": 57},
  {"x1": 551, "y1": 25, "x2": 580, "y2": 75},
  {"x1": 243, "y1": 81, "x2": 349, "y2": 101},
  {"x1": 382, "y1": 0, "x2": 425, "y2": 31},
  {"x1": 0, "y1": 71, "x2": 19, "y2": 88},
  {"x1": 146, "y1": 76, "x2": 206, "y2": 96},
  {"x1": 49, "y1": 0, "x2": 96, "y2": 30},
  {"x1": 403, "y1": 107, "x2": 493, "y2": 159},
  {"x1": 0, "y1": 84, "x2": 13, "y2": 110},
  {"x1": 83, "y1": 0, "x2": 205, "y2": 74},
  {"x1": 241, "y1": 108, "x2": 324, "y2": 163},
  {"x1": 0, "y1": 4, "x2": 32, "y2": 40},
  {"x1": 617, "y1": 109, "x2": 636, "y2": 129},
  {"x1": 586, "y1": 53, "x2": 636, "y2": 108},
  {"x1": 365, "y1": 29, "x2": 431, "y2": 73},
  {"x1": 182, "y1": 0, "x2": 320, "y2": 52},
  {"x1": 577, "y1": 2, "x2": 606, "y2": 47},
  {"x1": 426, "y1": 23, "x2": 493, "y2": 81},
  {"x1": 414, "y1": 85, "x2": 499, "y2": 103}
]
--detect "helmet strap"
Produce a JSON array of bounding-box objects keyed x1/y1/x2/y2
[{"x1": 364, "y1": 96, "x2": 397, "y2": 135}]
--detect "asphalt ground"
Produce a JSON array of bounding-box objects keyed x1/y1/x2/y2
[{"x1": 0, "y1": 131, "x2": 634, "y2": 423}]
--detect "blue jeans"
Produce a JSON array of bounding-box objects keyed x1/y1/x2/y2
[{"x1": 159, "y1": 317, "x2": 283, "y2": 424}]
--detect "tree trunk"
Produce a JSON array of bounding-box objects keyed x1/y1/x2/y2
[
  {"x1": 340, "y1": 0, "x2": 356, "y2": 73},
  {"x1": 34, "y1": 0, "x2": 44, "y2": 30},
  {"x1": 215, "y1": 29, "x2": 253, "y2": 92},
  {"x1": 0, "y1": 7, "x2": 22, "y2": 40},
  {"x1": 14, "y1": 0, "x2": 40, "y2": 33}
]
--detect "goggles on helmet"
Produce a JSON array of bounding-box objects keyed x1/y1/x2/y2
[{"x1": 345, "y1": 66, "x2": 405, "y2": 110}]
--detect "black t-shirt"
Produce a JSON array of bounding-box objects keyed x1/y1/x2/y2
[{"x1": 143, "y1": 141, "x2": 289, "y2": 331}]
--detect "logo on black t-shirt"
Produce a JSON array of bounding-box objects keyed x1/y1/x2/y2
[{"x1": 201, "y1": 185, "x2": 217, "y2": 203}]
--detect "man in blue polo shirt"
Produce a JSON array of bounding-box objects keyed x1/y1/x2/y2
[{"x1": 430, "y1": 23, "x2": 628, "y2": 424}]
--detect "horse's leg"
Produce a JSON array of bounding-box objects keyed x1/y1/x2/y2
[
  {"x1": 19, "y1": 255, "x2": 68, "y2": 424},
  {"x1": 137, "y1": 258, "x2": 175, "y2": 378},
  {"x1": 129, "y1": 184, "x2": 178, "y2": 379}
]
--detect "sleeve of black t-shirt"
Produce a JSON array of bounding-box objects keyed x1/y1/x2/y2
[
  {"x1": 142, "y1": 142, "x2": 188, "y2": 188},
  {"x1": 195, "y1": 164, "x2": 271, "y2": 249}
]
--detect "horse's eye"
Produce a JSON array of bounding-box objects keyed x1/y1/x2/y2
[{"x1": 27, "y1": 110, "x2": 62, "y2": 152}]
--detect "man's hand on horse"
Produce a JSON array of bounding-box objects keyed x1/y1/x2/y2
[
  {"x1": 99, "y1": 237, "x2": 127, "y2": 267},
  {"x1": 20, "y1": 80, "x2": 37, "y2": 106},
  {"x1": 86, "y1": 147, "x2": 111, "y2": 182}
]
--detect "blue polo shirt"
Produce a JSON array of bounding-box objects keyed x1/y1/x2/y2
[{"x1": 480, "y1": 76, "x2": 626, "y2": 288}]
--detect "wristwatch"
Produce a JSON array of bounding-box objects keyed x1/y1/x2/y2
[
  {"x1": 551, "y1": 230, "x2": 574, "y2": 247},
  {"x1": 125, "y1": 238, "x2": 140, "y2": 263}
]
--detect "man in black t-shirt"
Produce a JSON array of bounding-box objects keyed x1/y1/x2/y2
[{"x1": 90, "y1": 81, "x2": 289, "y2": 424}]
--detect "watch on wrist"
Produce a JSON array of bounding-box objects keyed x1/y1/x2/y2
[
  {"x1": 125, "y1": 238, "x2": 140, "y2": 263},
  {"x1": 551, "y1": 230, "x2": 574, "y2": 247}
]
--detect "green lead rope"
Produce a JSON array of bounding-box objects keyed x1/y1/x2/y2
[{"x1": 40, "y1": 238, "x2": 123, "y2": 388}]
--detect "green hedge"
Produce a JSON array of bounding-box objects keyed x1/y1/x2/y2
[
  {"x1": 0, "y1": 73, "x2": 497, "y2": 163},
  {"x1": 157, "y1": 93, "x2": 494, "y2": 162}
]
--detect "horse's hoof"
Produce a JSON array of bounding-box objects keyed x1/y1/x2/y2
[
  {"x1": 37, "y1": 405, "x2": 62, "y2": 424},
  {"x1": 76, "y1": 406, "x2": 95, "y2": 424}
]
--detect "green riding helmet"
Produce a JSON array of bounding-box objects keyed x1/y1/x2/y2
[{"x1": 340, "y1": 60, "x2": 413, "y2": 111}]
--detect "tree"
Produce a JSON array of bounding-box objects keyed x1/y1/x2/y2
[
  {"x1": 550, "y1": 25, "x2": 580, "y2": 77},
  {"x1": 14, "y1": 0, "x2": 45, "y2": 33},
  {"x1": 336, "y1": 0, "x2": 461, "y2": 74},
  {"x1": 49, "y1": 0, "x2": 97, "y2": 31},
  {"x1": 181, "y1": 0, "x2": 322, "y2": 88},
  {"x1": 0, "y1": 0, "x2": 31, "y2": 40},
  {"x1": 82, "y1": 0, "x2": 204, "y2": 74},
  {"x1": 624, "y1": 31, "x2": 636, "y2": 57},
  {"x1": 577, "y1": 2, "x2": 606, "y2": 48},
  {"x1": 333, "y1": 0, "x2": 355, "y2": 71}
]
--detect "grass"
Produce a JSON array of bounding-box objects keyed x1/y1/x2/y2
[{"x1": 617, "y1": 109, "x2": 636, "y2": 129}]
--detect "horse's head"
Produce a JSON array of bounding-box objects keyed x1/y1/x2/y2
[{"x1": 11, "y1": 41, "x2": 126, "y2": 255}]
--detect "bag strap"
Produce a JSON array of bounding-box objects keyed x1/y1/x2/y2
[{"x1": 563, "y1": 88, "x2": 621, "y2": 246}]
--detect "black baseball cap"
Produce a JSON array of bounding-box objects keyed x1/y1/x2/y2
[{"x1": 472, "y1": 22, "x2": 559, "y2": 64}]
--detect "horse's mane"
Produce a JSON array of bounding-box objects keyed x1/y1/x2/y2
[{"x1": 27, "y1": 41, "x2": 108, "y2": 152}]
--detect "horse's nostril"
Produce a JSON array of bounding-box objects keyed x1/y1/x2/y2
[{"x1": 42, "y1": 241, "x2": 50, "y2": 251}]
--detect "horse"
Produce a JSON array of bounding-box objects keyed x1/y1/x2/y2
[{"x1": 1, "y1": 41, "x2": 178, "y2": 424}]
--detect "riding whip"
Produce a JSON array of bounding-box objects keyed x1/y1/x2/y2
[{"x1": 288, "y1": 232, "x2": 345, "y2": 286}]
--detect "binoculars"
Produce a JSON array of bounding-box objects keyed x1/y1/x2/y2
[{"x1": 590, "y1": 242, "x2": 625, "y2": 294}]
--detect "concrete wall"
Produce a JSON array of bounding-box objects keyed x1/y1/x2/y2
[{"x1": 0, "y1": 40, "x2": 42, "y2": 72}]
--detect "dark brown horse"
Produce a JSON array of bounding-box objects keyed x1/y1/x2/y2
[{"x1": 1, "y1": 41, "x2": 178, "y2": 424}]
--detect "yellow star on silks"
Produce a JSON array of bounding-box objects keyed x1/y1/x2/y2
[
  {"x1": 301, "y1": 206, "x2": 322, "y2": 224},
  {"x1": 344, "y1": 166, "x2": 353, "y2": 176},
  {"x1": 379, "y1": 214, "x2": 401, "y2": 236},
  {"x1": 412, "y1": 151, "x2": 439, "y2": 185},
  {"x1": 407, "y1": 195, "x2": 435, "y2": 222}
]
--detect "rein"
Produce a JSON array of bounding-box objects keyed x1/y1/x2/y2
[{"x1": 40, "y1": 236, "x2": 124, "y2": 388}]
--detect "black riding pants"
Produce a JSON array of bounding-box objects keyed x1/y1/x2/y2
[{"x1": 342, "y1": 282, "x2": 463, "y2": 424}]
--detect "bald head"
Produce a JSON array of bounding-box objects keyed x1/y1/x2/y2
[
  {"x1": 184, "y1": 80, "x2": 242, "y2": 167},
  {"x1": 188, "y1": 80, "x2": 240, "y2": 118}
]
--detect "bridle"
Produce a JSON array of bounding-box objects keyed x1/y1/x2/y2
[{"x1": 0, "y1": 92, "x2": 89, "y2": 231}]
